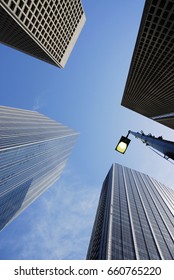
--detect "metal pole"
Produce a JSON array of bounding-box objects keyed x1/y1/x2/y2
[{"x1": 128, "y1": 130, "x2": 174, "y2": 160}]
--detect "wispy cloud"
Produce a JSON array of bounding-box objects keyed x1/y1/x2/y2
[
  {"x1": 11, "y1": 168, "x2": 100, "y2": 260},
  {"x1": 32, "y1": 95, "x2": 45, "y2": 111}
]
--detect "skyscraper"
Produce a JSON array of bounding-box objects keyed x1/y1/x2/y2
[
  {"x1": 0, "y1": 0, "x2": 86, "y2": 67},
  {"x1": 87, "y1": 163, "x2": 174, "y2": 260},
  {"x1": 121, "y1": 0, "x2": 174, "y2": 129},
  {"x1": 0, "y1": 106, "x2": 78, "y2": 231}
]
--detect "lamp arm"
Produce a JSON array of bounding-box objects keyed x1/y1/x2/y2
[{"x1": 126, "y1": 130, "x2": 131, "y2": 138}]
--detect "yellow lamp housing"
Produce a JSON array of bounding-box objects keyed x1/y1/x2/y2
[{"x1": 115, "y1": 136, "x2": 131, "y2": 154}]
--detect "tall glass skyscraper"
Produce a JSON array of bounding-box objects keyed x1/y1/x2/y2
[
  {"x1": 0, "y1": 106, "x2": 78, "y2": 231},
  {"x1": 87, "y1": 163, "x2": 174, "y2": 260}
]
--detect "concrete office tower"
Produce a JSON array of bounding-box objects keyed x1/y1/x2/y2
[
  {"x1": 0, "y1": 106, "x2": 78, "y2": 231},
  {"x1": 0, "y1": 0, "x2": 86, "y2": 67},
  {"x1": 87, "y1": 163, "x2": 174, "y2": 260},
  {"x1": 121, "y1": 0, "x2": 174, "y2": 129}
]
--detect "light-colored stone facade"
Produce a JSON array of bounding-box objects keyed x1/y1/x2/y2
[{"x1": 0, "y1": 0, "x2": 86, "y2": 67}]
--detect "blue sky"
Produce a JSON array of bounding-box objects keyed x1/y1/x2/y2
[{"x1": 0, "y1": 0, "x2": 174, "y2": 260}]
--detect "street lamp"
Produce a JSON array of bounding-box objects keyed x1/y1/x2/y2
[
  {"x1": 115, "y1": 134, "x2": 131, "y2": 154},
  {"x1": 115, "y1": 130, "x2": 174, "y2": 161}
]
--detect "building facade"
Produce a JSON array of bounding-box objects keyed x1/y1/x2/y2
[
  {"x1": 0, "y1": 106, "x2": 78, "y2": 230},
  {"x1": 87, "y1": 163, "x2": 174, "y2": 260},
  {"x1": 0, "y1": 0, "x2": 86, "y2": 67},
  {"x1": 121, "y1": 0, "x2": 174, "y2": 129}
]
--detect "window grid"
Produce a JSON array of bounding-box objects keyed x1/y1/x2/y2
[
  {"x1": 122, "y1": 0, "x2": 174, "y2": 129},
  {"x1": 1, "y1": 0, "x2": 85, "y2": 66}
]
